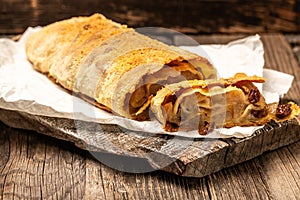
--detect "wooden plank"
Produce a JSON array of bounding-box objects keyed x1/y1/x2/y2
[
  {"x1": 205, "y1": 141, "x2": 300, "y2": 199},
  {"x1": 262, "y1": 34, "x2": 300, "y2": 102},
  {"x1": 0, "y1": 121, "x2": 212, "y2": 200},
  {"x1": 1, "y1": 0, "x2": 300, "y2": 34},
  {"x1": 207, "y1": 161, "x2": 271, "y2": 199},
  {"x1": 83, "y1": 159, "x2": 106, "y2": 200},
  {"x1": 255, "y1": 142, "x2": 300, "y2": 200},
  {"x1": 1, "y1": 120, "x2": 299, "y2": 199},
  {"x1": 8, "y1": 106, "x2": 294, "y2": 179},
  {"x1": 285, "y1": 34, "x2": 300, "y2": 66},
  {"x1": 0, "y1": 123, "x2": 86, "y2": 199},
  {"x1": 175, "y1": 34, "x2": 248, "y2": 46}
]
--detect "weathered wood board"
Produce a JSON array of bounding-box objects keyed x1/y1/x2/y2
[
  {"x1": 0, "y1": 109, "x2": 299, "y2": 177},
  {"x1": 1, "y1": 120, "x2": 300, "y2": 199}
]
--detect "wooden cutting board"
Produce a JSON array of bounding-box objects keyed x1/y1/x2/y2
[{"x1": 0, "y1": 34, "x2": 299, "y2": 177}]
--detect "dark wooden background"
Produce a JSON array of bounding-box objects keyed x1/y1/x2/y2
[
  {"x1": 1, "y1": 0, "x2": 300, "y2": 35},
  {"x1": 1, "y1": 1, "x2": 300, "y2": 199}
]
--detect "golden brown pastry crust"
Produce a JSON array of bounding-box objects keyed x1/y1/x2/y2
[{"x1": 25, "y1": 14, "x2": 216, "y2": 119}]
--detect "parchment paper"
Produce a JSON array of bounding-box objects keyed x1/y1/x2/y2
[{"x1": 0, "y1": 27, "x2": 294, "y2": 138}]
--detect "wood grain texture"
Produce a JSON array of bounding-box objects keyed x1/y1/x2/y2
[
  {"x1": 285, "y1": 34, "x2": 300, "y2": 66},
  {"x1": 1, "y1": 121, "x2": 299, "y2": 199},
  {"x1": 0, "y1": 123, "x2": 87, "y2": 199},
  {"x1": 1, "y1": 0, "x2": 300, "y2": 34},
  {"x1": 1, "y1": 34, "x2": 300, "y2": 199},
  {"x1": 0, "y1": 122, "x2": 213, "y2": 200},
  {"x1": 0, "y1": 107, "x2": 299, "y2": 178}
]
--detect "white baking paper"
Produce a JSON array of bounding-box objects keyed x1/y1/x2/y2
[{"x1": 0, "y1": 27, "x2": 294, "y2": 138}]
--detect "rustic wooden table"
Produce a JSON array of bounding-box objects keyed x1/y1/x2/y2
[{"x1": 0, "y1": 33, "x2": 300, "y2": 200}]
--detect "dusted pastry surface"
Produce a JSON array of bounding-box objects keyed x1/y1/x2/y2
[{"x1": 25, "y1": 14, "x2": 216, "y2": 119}]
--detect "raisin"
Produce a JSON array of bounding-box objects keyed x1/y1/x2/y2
[
  {"x1": 163, "y1": 94, "x2": 177, "y2": 104},
  {"x1": 276, "y1": 104, "x2": 292, "y2": 119},
  {"x1": 164, "y1": 121, "x2": 179, "y2": 132},
  {"x1": 198, "y1": 121, "x2": 210, "y2": 135},
  {"x1": 248, "y1": 88, "x2": 260, "y2": 104}
]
